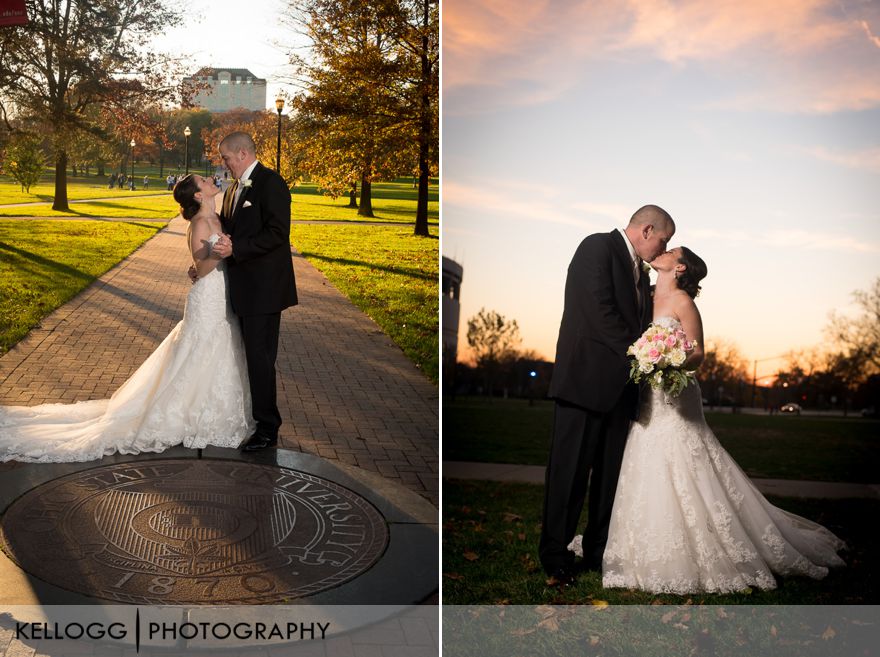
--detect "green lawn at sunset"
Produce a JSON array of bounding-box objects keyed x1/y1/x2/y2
[{"x1": 443, "y1": 397, "x2": 878, "y2": 483}]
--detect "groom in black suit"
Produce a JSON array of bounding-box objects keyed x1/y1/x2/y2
[
  {"x1": 212, "y1": 131, "x2": 297, "y2": 452},
  {"x1": 539, "y1": 205, "x2": 675, "y2": 584}
]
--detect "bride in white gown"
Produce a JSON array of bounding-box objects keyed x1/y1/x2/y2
[
  {"x1": 571, "y1": 246, "x2": 845, "y2": 594},
  {"x1": 0, "y1": 174, "x2": 253, "y2": 462}
]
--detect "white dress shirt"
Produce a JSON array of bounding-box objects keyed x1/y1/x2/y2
[
  {"x1": 617, "y1": 227, "x2": 643, "y2": 300},
  {"x1": 235, "y1": 160, "x2": 259, "y2": 208}
]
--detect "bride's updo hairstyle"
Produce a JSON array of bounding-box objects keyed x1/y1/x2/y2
[
  {"x1": 172, "y1": 174, "x2": 200, "y2": 221},
  {"x1": 676, "y1": 247, "x2": 708, "y2": 298}
]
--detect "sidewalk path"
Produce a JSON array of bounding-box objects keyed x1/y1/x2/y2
[
  {"x1": 0, "y1": 215, "x2": 438, "y2": 505},
  {"x1": 444, "y1": 461, "x2": 880, "y2": 500}
]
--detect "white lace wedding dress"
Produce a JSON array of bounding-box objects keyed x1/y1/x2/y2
[
  {"x1": 570, "y1": 316, "x2": 845, "y2": 594},
  {"x1": 0, "y1": 234, "x2": 253, "y2": 462}
]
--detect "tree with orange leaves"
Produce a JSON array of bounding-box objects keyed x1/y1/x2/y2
[{"x1": 0, "y1": 0, "x2": 187, "y2": 209}]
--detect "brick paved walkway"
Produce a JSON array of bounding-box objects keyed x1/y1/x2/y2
[{"x1": 0, "y1": 216, "x2": 438, "y2": 505}]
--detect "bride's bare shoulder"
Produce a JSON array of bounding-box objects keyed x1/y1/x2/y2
[
  {"x1": 670, "y1": 290, "x2": 697, "y2": 317},
  {"x1": 187, "y1": 217, "x2": 216, "y2": 260}
]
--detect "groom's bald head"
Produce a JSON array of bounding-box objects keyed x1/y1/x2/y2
[
  {"x1": 219, "y1": 131, "x2": 256, "y2": 155},
  {"x1": 625, "y1": 204, "x2": 676, "y2": 261},
  {"x1": 219, "y1": 131, "x2": 257, "y2": 179},
  {"x1": 629, "y1": 205, "x2": 675, "y2": 233}
]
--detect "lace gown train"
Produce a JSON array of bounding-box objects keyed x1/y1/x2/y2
[
  {"x1": 0, "y1": 237, "x2": 253, "y2": 462},
  {"x1": 570, "y1": 317, "x2": 845, "y2": 594}
]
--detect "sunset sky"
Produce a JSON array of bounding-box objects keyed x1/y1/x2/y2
[{"x1": 443, "y1": 0, "x2": 880, "y2": 378}]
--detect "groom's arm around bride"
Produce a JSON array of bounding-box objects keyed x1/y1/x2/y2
[
  {"x1": 213, "y1": 131, "x2": 297, "y2": 452},
  {"x1": 539, "y1": 205, "x2": 674, "y2": 583}
]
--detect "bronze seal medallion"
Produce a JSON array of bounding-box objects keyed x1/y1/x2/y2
[{"x1": 0, "y1": 459, "x2": 389, "y2": 604}]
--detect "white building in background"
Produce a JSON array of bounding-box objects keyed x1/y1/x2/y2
[
  {"x1": 182, "y1": 68, "x2": 267, "y2": 112},
  {"x1": 442, "y1": 257, "x2": 464, "y2": 391}
]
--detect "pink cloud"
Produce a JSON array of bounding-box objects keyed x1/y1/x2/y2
[
  {"x1": 618, "y1": 0, "x2": 847, "y2": 61},
  {"x1": 443, "y1": 179, "x2": 610, "y2": 229},
  {"x1": 860, "y1": 20, "x2": 880, "y2": 48},
  {"x1": 443, "y1": 0, "x2": 880, "y2": 113},
  {"x1": 805, "y1": 146, "x2": 880, "y2": 173},
  {"x1": 443, "y1": 0, "x2": 627, "y2": 107}
]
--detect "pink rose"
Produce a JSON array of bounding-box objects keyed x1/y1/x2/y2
[
  {"x1": 665, "y1": 336, "x2": 677, "y2": 348},
  {"x1": 648, "y1": 348, "x2": 661, "y2": 362},
  {"x1": 652, "y1": 334, "x2": 664, "y2": 342}
]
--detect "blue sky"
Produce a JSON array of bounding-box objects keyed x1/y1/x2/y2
[{"x1": 443, "y1": 0, "x2": 880, "y2": 378}]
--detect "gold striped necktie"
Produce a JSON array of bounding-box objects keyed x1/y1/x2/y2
[{"x1": 223, "y1": 179, "x2": 239, "y2": 218}]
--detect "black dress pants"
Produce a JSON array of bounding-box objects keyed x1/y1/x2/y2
[
  {"x1": 239, "y1": 313, "x2": 282, "y2": 439},
  {"x1": 539, "y1": 398, "x2": 631, "y2": 573}
]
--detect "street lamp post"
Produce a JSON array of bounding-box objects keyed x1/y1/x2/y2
[
  {"x1": 129, "y1": 139, "x2": 135, "y2": 190},
  {"x1": 275, "y1": 97, "x2": 284, "y2": 172},
  {"x1": 205, "y1": 150, "x2": 210, "y2": 177},
  {"x1": 184, "y1": 126, "x2": 191, "y2": 175},
  {"x1": 751, "y1": 355, "x2": 786, "y2": 409}
]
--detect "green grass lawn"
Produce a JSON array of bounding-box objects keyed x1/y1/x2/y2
[
  {"x1": 0, "y1": 197, "x2": 180, "y2": 219},
  {"x1": 443, "y1": 397, "x2": 879, "y2": 483},
  {"x1": 292, "y1": 181, "x2": 439, "y2": 224},
  {"x1": 0, "y1": 179, "x2": 178, "y2": 219},
  {"x1": 293, "y1": 223, "x2": 439, "y2": 383},
  {"x1": 0, "y1": 177, "x2": 437, "y2": 223},
  {"x1": 0, "y1": 178, "x2": 170, "y2": 203},
  {"x1": 443, "y1": 479, "x2": 876, "y2": 605},
  {"x1": 0, "y1": 178, "x2": 439, "y2": 384},
  {"x1": 0, "y1": 219, "x2": 165, "y2": 354}
]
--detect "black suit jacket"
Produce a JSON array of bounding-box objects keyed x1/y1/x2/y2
[
  {"x1": 220, "y1": 162, "x2": 298, "y2": 316},
  {"x1": 548, "y1": 230, "x2": 652, "y2": 414}
]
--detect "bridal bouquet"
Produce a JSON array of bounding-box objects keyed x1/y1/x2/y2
[{"x1": 627, "y1": 323, "x2": 697, "y2": 397}]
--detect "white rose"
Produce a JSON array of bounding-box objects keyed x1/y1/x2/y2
[{"x1": 669, "y1": 349, "x2": 686, "y2": 367}]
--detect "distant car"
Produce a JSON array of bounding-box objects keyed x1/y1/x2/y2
[
  {"x1": 780, "y1": 403, "x2": 802, "y2": 415},
  {"x1": 861, "y1": 406, "x2": 878, "y2": 418}
]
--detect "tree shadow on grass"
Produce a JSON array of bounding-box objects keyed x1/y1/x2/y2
[
  {"x1": 61, "y1": 200, "x2": 163, "y2": 215},
  {"x1": 378, "y1": 205, "x2": 439, "y2": 221},
  {"x1": 11, "y1": 216, "x2": 165, "y2": 230},
  {"x1": 71, "y1": 217, "x2": 167, "y2": 230},
  {"x1": 0, "y1": 241, "x2": 93, "y2": 281},
  {"x1": 292, "y1": 183, "x2": 439, "y2": 203},
  {"x1": 124, "y1": 221, "x2": 167, "y2": 230},
  {"x1": 298, "y1": 251, "x2": 437, "y2": 281},
  {"x1": 295, "y1": 218, "x2": 439, "y2": 229},
  {"x1": 0, "y1": 241, "x2": 183, "y2": 341}
]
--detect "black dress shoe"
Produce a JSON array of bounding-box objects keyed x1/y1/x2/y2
[
  {"x1": 241, "y1": 434, "x2": 278, "y2": 452},
  {"x1": 581, "y1": 557, "x2": 603, "y2": 573},
  {"x1": 547, "y1": 567, "x2": 577, "y2": 588}
]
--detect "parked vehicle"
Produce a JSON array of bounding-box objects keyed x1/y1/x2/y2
[
  {"x1": 780, "y1": 403, "x2": 802, "y2": 415},
  {"x1": 861, "y1": 406, "x2": 878, "y2": 418}
]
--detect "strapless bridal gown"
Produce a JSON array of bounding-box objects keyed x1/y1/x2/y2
[
  {"x1": 570, "y1": 317, "x2": 845, "y2": 594},
  {"x1": 0, "y1": 235, "x2": 253, "y2": 462}
]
